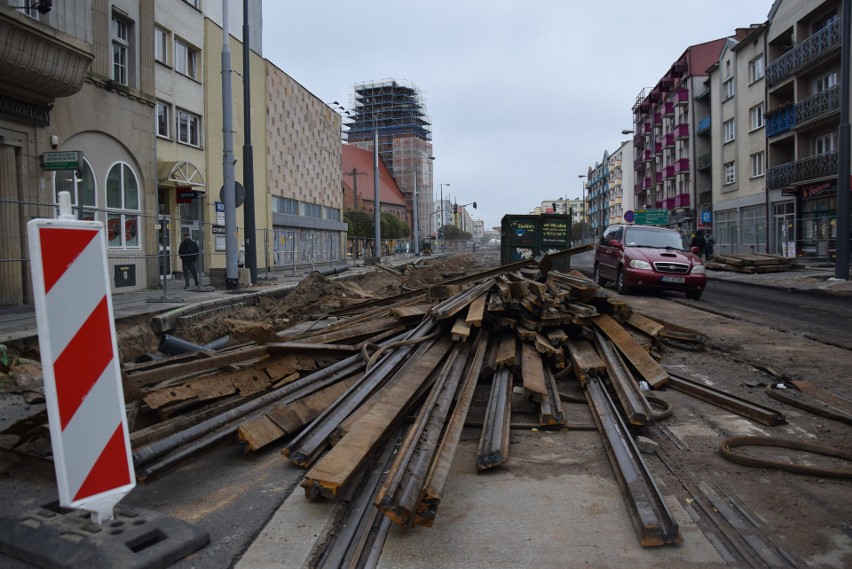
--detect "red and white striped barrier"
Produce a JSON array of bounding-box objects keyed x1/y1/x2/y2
[{"x1": 27, "y1": 201, "x2": 135, "y2": 523}]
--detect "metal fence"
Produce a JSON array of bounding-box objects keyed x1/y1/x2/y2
[{"x1": 0, "y1": 197, "x2": 430, "y2": 312}]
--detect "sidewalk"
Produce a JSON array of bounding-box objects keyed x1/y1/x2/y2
[
  {"x1": 0, "y1": 253, "x2": 421, "y2": 348},
  {"x1": 704, "y1": 264, "x2": 852, "y2": 297}
]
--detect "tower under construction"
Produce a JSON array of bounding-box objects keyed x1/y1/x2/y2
[{"x1": 347, "y1": 80, "x2": 434, "y2": 241}]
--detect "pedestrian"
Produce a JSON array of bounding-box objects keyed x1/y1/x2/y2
[
  {"x1": 705, "y1": 231, "x2": 715, "y2": 261},
  {"x1": 690, "y1": 229, "x2": 706, "y2": 258},
  {"x1": 178, "y1": 232, "x2": 200, "y2": 289}
]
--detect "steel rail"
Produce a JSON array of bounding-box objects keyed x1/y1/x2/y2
[
  {"x1": 417, "y1": 329, "x2": 490, "y2": 526},
  {"x1": 585, "y1": 376, "x2": 682, "y2": 546},
  {"x1": 375, "y1": 340, "x2": 473, "y2": 526},
  {"x1": 666, "y1": 372, "x2": 786, "y2": 426},
  {"x1": 429, "y1": 278, "x2": 496, "y2": 321},
  {"x1": 476, "y1": 367, "x2": 513, "y2": 471},
  {"x1": 592, "y1": 327, "x2": 652, "y2": 426},
  {"x1": 285, "y1": 320, "x2": 438, "y2": 467}
]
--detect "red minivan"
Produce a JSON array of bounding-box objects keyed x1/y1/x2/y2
[{"x1": 593, "y1": 224, "x2": 707, "y2": 299}]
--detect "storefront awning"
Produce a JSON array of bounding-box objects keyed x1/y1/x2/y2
[{"x1": 157, "y1": 160, "x2": 206, "y2": 194}]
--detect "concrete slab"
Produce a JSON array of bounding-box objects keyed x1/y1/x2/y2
[{"x1": 240, "y1": 429, "x2": 727, "y2": 568}]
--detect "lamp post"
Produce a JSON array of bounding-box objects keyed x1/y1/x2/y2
[{"x1": 578, "y1": 174, "x2": 587, "y2": 243}]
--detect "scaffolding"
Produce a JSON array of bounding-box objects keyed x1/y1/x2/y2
[{"x1": 347, "y1": 80, "x2": 434, "y2": 240}]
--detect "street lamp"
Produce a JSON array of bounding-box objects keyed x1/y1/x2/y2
[{"x1": 578, "y1": 174, "x2": 587, "y2": 243}]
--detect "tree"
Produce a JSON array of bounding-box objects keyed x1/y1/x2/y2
[
  {"x1": 381, "y1": 212, "x2": 410, "y2": 239},
  {"x1": 440, "y1": 224, "x2": 471, "y2": 241},
  {"x1": 344, "y1": 209, "x2": 373, "y2": 238}
]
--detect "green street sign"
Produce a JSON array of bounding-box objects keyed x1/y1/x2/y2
[
  {"x1": 41, "y1": 151, "x2": 83, "y2": 171},
  {"x1": 634, "y1": 208, "x2": 669, "y2": 226}
]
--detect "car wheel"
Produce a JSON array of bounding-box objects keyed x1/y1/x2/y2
[
  {"x1": 616, "y1": 267, "x2": 629, "y2": 294},
  {"x1": 594, "y1": 263, "x2": 606, "y2": 285},
  {"x1": 686, "y1": 290, "x2": 703, "y2": 300}
]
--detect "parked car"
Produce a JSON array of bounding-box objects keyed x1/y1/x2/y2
[{"x1": 593, "y1": 224, "x2": 707, "y2": 299}]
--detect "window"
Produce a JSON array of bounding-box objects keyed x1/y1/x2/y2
[
  {"x1": 176, "y1": 108, "x2": 201, "y2": 146},
  {"x1": 112, "y1": 16, "x2": 130, "y2": 85},
  {"x1": 54, "y1": 162, "x2": 96, "y2": 220},
  {"x1": 750, "y1": 104, "x2": 765, "y2": 130},
  {"x1": 814, "y1": 72, "x2": 838, "y2": 94},
  {"x1": 156, "y1": 101, "x2": 170, "y2": 138},
  {"x1": 723, "y1": 77, "x2": 735, "y2": 99},
  {"x1": 324, "y1": 206, "x2": 341, "y2": 221},
  {"x1": 302, "y1": 203, "x2": 322, "y2": 218},
  {"x1": 175, "y1": 39, "x2": 198, "y2": 79},
  {"x1": 815, "y1": 132, "x2": 837, "y2": 154},
  {"x1": 183, "y1": 0, "x2": 200, "y2": 7},
  {"x1": 106, "y1": 163, "x2": 140, "y2": 248},
  {"x1": 724, "y1": 161, "x2": 736, "y2": 185},
  {"x1": 155, "y1": 27, "x2": 168, "y2": 64},
  {"x1": 750, "y1": 152, "x2": 765, "y2": 178},
  {"x1": 273, "y1": 196, "x2": 298, "y2": 215},
  {"x1": 749, "y1": 56, "x2": 764, "y2": 83},
  {"x1": 723, "y1": 118, "x2": 736, "y2": 142}
]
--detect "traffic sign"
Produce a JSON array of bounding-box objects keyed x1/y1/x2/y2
[
  {"x1": 624, "y1": 210, "x2": 635, "y2": 223},
  {"x1": 635, "y1": 208, "x2": 669, "y2": 226},
  {"x1": 27, "y1": 215, "x2": 135, "y2": 523}
]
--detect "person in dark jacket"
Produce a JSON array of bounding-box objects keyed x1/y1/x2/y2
[
  {"x1": 690, "y1": 230, "x2": 706, "y2": 258},
  {"x1": 705, "y1": 231, "x2": 715, "y2": 260},
  {"x1": 178, "y1": 232, "x2": 200, "y2": 289}
]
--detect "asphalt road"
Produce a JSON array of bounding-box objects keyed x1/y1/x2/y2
[{"x1": 672, "y1": 279, "x2": 852, "y2": 351}]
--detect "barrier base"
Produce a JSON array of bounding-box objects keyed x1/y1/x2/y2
[{"x1": 0, "y1": 501, "x2": 209, "y2": 569}]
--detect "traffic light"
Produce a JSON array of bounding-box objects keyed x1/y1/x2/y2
[
  {"x1": 453, "y1": 204, "x2": 458, "y2": 214},
  {"x1": 438, "y1": 229, "x2": 444, "y2": 239},
  {"x1": 472, "y1": 202, "x2": 477, "y2": 209}
]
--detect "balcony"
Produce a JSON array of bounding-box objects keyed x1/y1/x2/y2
[
  {"x1": 674, "y1": 158, "x2": 690, "y2": 174},
  {"x1": 674, "y1": 123, "x2": 690, "y2": 139},
  {"x1": 766, "y1": 20, "x2": 840, "y2": 87},
  {"x1": 642, "y1": 177, "x2": 653, "y2": 190},
  {"x1": 767, "y1": 162, "x2": 796, "y2": 189},
  {"x1": 697, "y1": 153, "x2": 712, "y2": 171},
  {"x1": 664, "y1": 165, "x2": 676, "y2": 179},
  {"x1": 796, "y1": 85, "x2": 840, "y2": 126},
  {"x1": 697, "y1": 116, "x2": 711, "y2": 135},
  {"x1": 644, "y1": 149, "x2": 652, "y2": 161},
  {"x1": 766, "y1": 151, "x2": 838, "y2": 189},
  {"x1": 674, "y1": 193, "x2": 690, "y2": 208},
  {"x1": 654, "y1": 112, "x2": 662, "y2": 125},
  {"x1": 662, "y1": 101, "x2": 674, "y2": 116},
  {"x1": 656, "y1": 172, "x2": 663, "y2": 184},
  {"x1": 673, "y1": 88, "x2": 689, "y2": 105},
  {"x1": 664, "y1": 197, "x2": 675, "y2": 209},
  {"x1": 634, "y1": 182, "x2": 643, "y2": 195},
  {"x1": 663, "y1": 133, "x2": 675, "y2": 148},
  {"x1": 643, "y1": 121, "x2": 652, "y2": 134},
  {"x1": 766, "y1": 105, "x2": 796, "y2": 137}
]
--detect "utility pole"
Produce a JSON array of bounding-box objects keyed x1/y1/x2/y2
[
  {"x1": 221, "y1": 0, "x2": 238, "y2": 290},
  {"x1": 413, "y1": 172, "x2": 420, "y2": 255},
  {"x1": 835, "y1": 0, "x2": 850, "y2": 280},
  {"x1": 344, "y1": 168, "x2": 366, "y2": 209},
  {"x1": 242, "y1": 0, "x2": 257, "y2": 285},
  {"x1": 373, "y1": 128, "x2": 380, "y2": 262}
]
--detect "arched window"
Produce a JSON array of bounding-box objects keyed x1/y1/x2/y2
[
  {"x1": 106, "y1": 162, "x2": 140, "y2": 248},
  {"x1": 53, "y1": 160, "x2": 96, "y2": 220}
]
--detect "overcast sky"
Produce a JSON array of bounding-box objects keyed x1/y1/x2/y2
[{"x1": 261, "y1": 1, "x2": 771, "y2": 230}]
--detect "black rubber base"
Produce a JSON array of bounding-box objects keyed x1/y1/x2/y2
[{"x1": 0, "y1": 501, "x2": 209, "y2": 569}]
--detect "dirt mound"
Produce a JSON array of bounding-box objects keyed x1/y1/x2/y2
[{"x1": 258, "y1": 272, "x2": 361, "y2": 324}]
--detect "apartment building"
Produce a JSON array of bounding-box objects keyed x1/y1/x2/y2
[
  {"x1": 708, "y1": 25, "x2": 770, "y2": 256},
  {"x1": 585, "y1": 151, "x2": 609, "y2": 237},
  {"x1": 0, "y1": 0, "x2": 157, "y2": 306},
  {"x1": 630, "y1": 39, "x2": 729, "y2": 237},
  {"x1": 764, "y1": 0, "x2": 844, "y2": 259},
  {"x1": 607, "y1": 141, "x2": 634, "y2": 226}
]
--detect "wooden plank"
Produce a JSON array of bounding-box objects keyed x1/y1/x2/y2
[
  {"x1": 390, "y1": 304, "x2": 433, "y2": 321},
  {"x1": 495, "y1": 333, "x2": 517, "y2": 369},
  {"x1": 564, "y1": 338, "x2": 605, "y2": 386},
  {"x1": 545, "y1": 328, "x2": 568, "y2": 346},
  {"x1": 516, "y1": 324, "x2": 537, "y2": 341},
  {"x1": 521, "y1": 342, "x2": 547, "y2": 400},
  {"x1": 236, "y1": 375, "x2": 360, "y2": 452},
  {"x1": 451, "y1": 315, "x2": 472, "y2": 342},
  {"x1": 466, "y1": 292, "x2": 488, "y2": 327},
  {"x1": 263, "y1": 353, "x2": 317, "y2": 382},
  {"x1": 626, "y1": 312, "x2": 665, "y2": 338},
  {"x1": 593, "y1": 314, "x2": 669, "y2": 388},
  {"x1": 123, "y1": 345, "x2": 269, "y2": 400},
  {"x1": 300, "y1": 336, "x2": 454, "y2": 499},
  {"x1": 534, "y1": 334, "x2": 560, "y2": 358}
]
